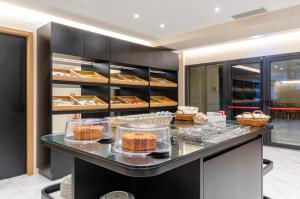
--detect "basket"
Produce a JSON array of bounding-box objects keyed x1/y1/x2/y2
[
  {"x1": 175, "y1": 110, "x2": 195, "y2": 121},
  {"x1": 236, "y1": 110, "x2": 270, "y2": 127}
]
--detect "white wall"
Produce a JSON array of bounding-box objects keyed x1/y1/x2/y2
[{"x1": 184, "y1": 30, "x2": 300, "y2": 65}]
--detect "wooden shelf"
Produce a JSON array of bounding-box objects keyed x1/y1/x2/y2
[
  {"x1": 52, "y1": 96, "x2": 108, "y2": 112},
  {"x1": 150, "y1": 77, "x2": 177, "y2": 88},
  {"x1": 52, "y1": 68, "x2": 109, "y2": 84},
  {"x1": 110, "y1": 73, "x2": 148, "y2": 86},
  {"x1": 150, "y1": 96, "x2": 178, "y2": 107},
  {"x1": 110, "y1": 96, "x2": 149, "y2": 109}
]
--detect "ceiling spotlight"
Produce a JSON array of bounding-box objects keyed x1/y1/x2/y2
[
  {"x1": 133, "y1": 14, "x2": 139, "y2": 19},
  {"x1": 273, "y1": 65, "x2": 278, "y2": 68},
  {"x1": 280, "y1": 67, "x2": 284, "y2": 71},
  {"x1": 160, "y1": 23, "x2": 165, "y2": 28},
  {"x1": 250, "y1": 35, "x2": 263, "y2": 39},
  {"x1": 215, "y1": 7, "x2": 220, "y2": 12}
]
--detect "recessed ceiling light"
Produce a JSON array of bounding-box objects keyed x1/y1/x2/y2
[
  {"x1": 133, "y1": 14, "x2": 139, "y2": 19},
  {"x1": 215, "y1": 7, "x2": 220, "y2": 13},
  {"x1": 160, "y1": 23, "x2": 165, "y2": 28},
  {"x1": 280, "y1": 67, "x2": 284, "y2": 71},
  {"x1": 250, "y1": 35, "x2": 263, "y2": 39},
  {"x1": 273, "y1": 65, "x2": 278, "y2": 68}
]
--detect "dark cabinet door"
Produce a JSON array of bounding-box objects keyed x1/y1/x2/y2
[
  {"x1": 163, "y1": 51, "x2": 179, "y2": 71},
  {"x1": 0, "y1": 33, "x2": 26, "y2": 179},
  {"x1": 51, "y1": 23, "x2": 84, "y2": 56},
  {"x1": 111, "y1": 38, "x2": 132, "y2": 64},
  {"x1": 131, "y1": 44, "x2": 151, "y2": 66},
  {"x1": 84, "y1": 32, "x2": 110, "y2": 61},
  {"x1": 149, "y1": 49, "x2": 164, "y2": 68}
]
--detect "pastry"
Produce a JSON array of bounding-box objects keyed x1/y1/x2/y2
[
  {"x1": 122, "y1": 132, "x2": 157, "y2": 151},
  {"x1": 73, "y1": 125, "x2": 104, "y2": 140}
]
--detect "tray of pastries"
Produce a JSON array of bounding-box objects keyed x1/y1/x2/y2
[
  {"x1": 150, "y1": 96, "x2": 178, "y2": 107},
  {"x1": 150, "y1": 77, "x2": 177, "y2": 88},
  {"x1": 236, "y1": 110, "x2": 270, "y2": 127},
  {"x1": 52, "y1": 68, "x2": 108, "y2": 84},
  {"x1": 73, "y1": 70, "x2": 108, "y2": 83},
  {"x1": 52, "y1": 96, "x2": 81, "y2": 111},
  {"x1": 52, "y1": 96, "x2": 108, "y2": 112},
  {"x1": 110, "y1": 73, "x2": 148, "y2": 86},
  {"x1": 72, "y1": 96, "x2": 109, "y2": 110},
  {"x1": 110, "y1": 96, "x2": 149, "y2": 109}
]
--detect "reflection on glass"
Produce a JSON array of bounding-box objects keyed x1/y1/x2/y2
[
  {"x1": 189, "y1": 64, "x2": 224, "y2": 113},
  {"x1": 231, "y1": 63, "x2": 261, "y2": 119},
  {"x1": 270, "y1": 59, "x2": 300, "y2": 146}
]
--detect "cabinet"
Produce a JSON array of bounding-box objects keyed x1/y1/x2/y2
[
  {"x1": 84, "y1": 32, "x2": 110, "y2": 61},
  {"x1": 204, "y1": 138, "x2": 262, "y2": 199},
  {"x1": 111, "y1": 38, "x2": 133, "y2": 64},
  {"x1": 51, "y1": 23, "x2": 84, "y2": 56}
]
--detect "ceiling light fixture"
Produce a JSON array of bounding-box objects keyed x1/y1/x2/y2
[
  {"x1": 133, "y1": 14, "x2": 139, "y2": 19},
  {"x1": 215, "y1": 7, "x2": 220, "y2": 13},
  {"x1": 280, "y1": 80, "x2": 300, "y2": 84},
  {"x1": 280, "y1": 67, "x2": 284, "y2": 71},
  {"x1": 250, "y1": 35, "x2": 263, "y2": 39},
  {"x1": 273, "y1": 65, "x2": 278, "y2": 68},
  {"x1": 233, "y1": 65, "x2": 260, "y2": 73},
  {"x1": 160, "y1": 23, "x2": 165, "y2": 28}
]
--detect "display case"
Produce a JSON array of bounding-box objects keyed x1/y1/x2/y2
[
  {"x1": 110, "y1": 73, "x2": 148, "y2": 86},
  {"x1": 64, "y1": 118, "x2": 112, "y2": 143},
  {"x1": 52, "y1": 68, "x2": 108, "y2": 84},
  {"x1": 110, "y1": 96, "x2": 149, "y2": 109},
  {"x1": 37, "y1": 22, "x2": 179, "y2": 180},
  {"x1": 113, "y1": 123, "x2": 171, "y2": 155},
  {"x1": 150, "y1": 77, "x2": 177, "y2": 87},
  {"x1": 52, "y1": 96, "x2": 108, "y2": 112},
  {"x1": 150, "y1": 96, "x2": 177, "y2": 107}
]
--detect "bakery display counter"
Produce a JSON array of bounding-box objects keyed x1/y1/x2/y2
[
  {"x1": 110, "y1": 73, "x2": 148, "y2": 86},
  {"x1": 42, "y1": 122, "x2": 270, "y2": 199},
  {"x1": 150, "y1": 77, "x2": 177, "y2": 88},
  {"x1": 52, "y1": 68, "x2": 108, "y2": 84},
  {"x1": 52, "y1": 96, "x2": 108, "y2": 112},
  {"x1": 150, "y1": 96, "x2": 177, "y2": 107},
  {"x1": 110, "y1": 96, "x2": 149, "y2": 109}
]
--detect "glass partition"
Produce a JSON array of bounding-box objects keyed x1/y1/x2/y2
[
  {"x1": 188, "y1": 64, "x2": 224, "y2": 113},
  {"x1": 230, "y1": 63, "x2": 261, "y2": 119},
  {"x1": 269, "y1": 59, "x2": 300, "y2": 146}
]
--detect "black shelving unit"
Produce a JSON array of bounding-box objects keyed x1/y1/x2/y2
[{"x1": 37, "y1": 22, "x2": 179, "y2": 180}]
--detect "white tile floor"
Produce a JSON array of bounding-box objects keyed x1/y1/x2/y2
[{"x1": 0, "y1": 146, "x2": 299, "y2": 199}]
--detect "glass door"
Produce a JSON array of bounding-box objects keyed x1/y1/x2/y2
[
  {"x1": 187, "y1": 64, "x2": 224, "y2": 113},
  {"x1": 229, "y1": 60, "x2": 262, "y2": 119},
  {"x1": 267, "y1": 57, "x2": 300, "y2": 148}
]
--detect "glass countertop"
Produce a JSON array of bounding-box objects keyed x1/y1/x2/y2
[{"x1": 41, "y1": 122, "x2": 266, "y2": 168}]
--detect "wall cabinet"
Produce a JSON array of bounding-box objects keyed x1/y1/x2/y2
[
  {"x1": 51, "y1": 23, "x2": 84, "y2": 57},
  {"x1": 84, "y1": 32, "x2": 110, "y2": 61}
]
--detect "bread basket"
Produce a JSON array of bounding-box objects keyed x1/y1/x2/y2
[
  {"x1": 175, "y1": 110, "x2": 195, "y2": 121},
  {"x1": 236, "y1": 110, "x2": 270, "y2": 127}
]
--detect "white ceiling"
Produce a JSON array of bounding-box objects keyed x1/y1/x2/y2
[{"x1": 6, "y1": 0, "x2": 300, "y2": 40}]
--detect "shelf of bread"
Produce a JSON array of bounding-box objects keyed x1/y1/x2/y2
[
  {"x1": 150, "y1": 77, "x2": 177, "y2": 87},
  {"x1": 52, "y1": 96, "x2": 108, "y2": 112},
  {"x1": 52, "y1": 68, "x2": 108, "y2": 84},
  {"x1": 150, "y1": 96, "x2": 178, "y2": 107},
  {"x1": 110, "y1": 96, "x2": 149, "y2": 109},
  {"x1": 110, "y1": 73, "x2": 148, "y2": 86}
]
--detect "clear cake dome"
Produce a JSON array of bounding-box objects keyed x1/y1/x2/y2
[
  {"x1": 64, "y1": 118, "x2": 112, "y2": 143},
  {"x1": 113, "y1": 123, "x2": 171, "y2": 155}
]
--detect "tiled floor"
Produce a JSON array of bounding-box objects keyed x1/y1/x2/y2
[{"x1": 0, "y1": 146, "x2": 299, "y2": 199}]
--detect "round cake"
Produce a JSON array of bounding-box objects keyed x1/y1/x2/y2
[
  {"x1": 121, "y1": 132, "x2": 157, "y2": 151},
  {"x1": 73, "y1": 125, "x2": 103, "y2": 141}
]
